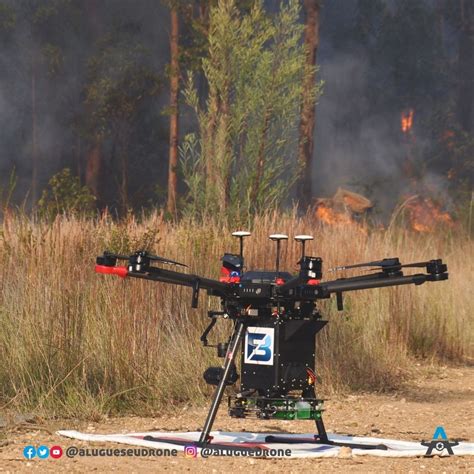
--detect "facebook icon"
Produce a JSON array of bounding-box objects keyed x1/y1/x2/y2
[
  {"x1": 23, "y1": 445, "x2": 37, "y2": 459},
  {"x1": 244, "y1": 327, "x2": 274, "y2": 365}
]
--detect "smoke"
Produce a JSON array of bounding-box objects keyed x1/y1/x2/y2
[
  {"x1": 0, "y1": 0, "x2": 461, "y2": 216},
  {"x1": 314, "y1": 50, "x2": 403, "y2": 214},
  {"x1": 0, "y1": 0, "x2": 170, "y2": 206},
  {"x1": 313, "y1": 0, "x2": 456, "y2": 219}
]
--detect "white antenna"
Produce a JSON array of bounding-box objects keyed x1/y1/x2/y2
[
  {"x1": 232, "y1": 231, "x2": 251, "y2": 259},
  {"x1": 294, "y1": 235, "x2": 314, "y2": 261},
  {"x1": 269, "y1": 234, "x2": 288, "y2": 276}
]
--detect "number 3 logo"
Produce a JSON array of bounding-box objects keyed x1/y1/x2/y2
[{"x1": 244, "y1": 327, "x2": 274, "y2": 365}]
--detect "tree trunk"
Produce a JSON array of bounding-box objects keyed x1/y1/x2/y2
[
  {"x1": 84, "y1": 0, "x2": 103, "y2": 203},
  {"x1": 457, "y1": 0, "x2": 473, "y2": 133},
  {"x1": 119, "y1": 133, "x2": 129, "y2": 213},
  {"x1": 297, "y1": 0, "x2": 321, "y2": 209},
  {"x1": 31, "y1": 57, "x2": 38, "y2": 205},
  {"x1": 199, "y1": 1, "x2": 209, "y2": 23},
  {"x1": 167, "y1": 8, "x2": 180, "y2": 216},
  {"x1": 85, "y1": 138, "x2": 102, "y2": 198}
]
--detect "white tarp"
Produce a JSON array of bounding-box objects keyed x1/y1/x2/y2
[{"x1": 57, "y1": 430, "x2": 474, "y2": 458}]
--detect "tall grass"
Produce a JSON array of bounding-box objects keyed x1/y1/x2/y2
[{"x1": 0, "y1": 210, "x2": 472, "y2": 418}]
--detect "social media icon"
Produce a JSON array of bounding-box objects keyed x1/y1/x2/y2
[
  {"x1": 37, "y1": 445, "x2": 49, "y2": 459},
  {"x1": 23, "y1": 445, "x2": 36, "y2": 459},
  {"x1": 50, "y1": 445, "x2": 63, "y2": 459},
  {"x1": 184, "y1": 445, "x2": 197, "y2": 458}
]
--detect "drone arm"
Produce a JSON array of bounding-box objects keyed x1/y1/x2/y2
[
  {"x1": 96, "y1": 252, "x2": 230, "y2": 295},
  {"x1": 126, "y1": 266, "x2": 231, "y2": 297},
  {"x1": 319, "y1": 273, "x2": 430, "y2": 295}
]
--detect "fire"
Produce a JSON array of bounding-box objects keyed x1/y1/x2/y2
[
  {"x1": 314, "y1": 188, "x2": 372, "y2": 231},
  {"x1": 401, "y1": 109, "x2": 414, "y2": 133},
  {"x1": 405, "y1": 196, "x2": 454, "y2": 233},
  {"x1": 315, "y1": 204, "x2": 354, "y2": 225}
]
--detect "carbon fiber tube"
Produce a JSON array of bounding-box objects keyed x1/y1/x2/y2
[
  {"x1": 127, "y1": 266, "x2": 232, "y2": 296},
  {"x1": 320, "y1": 273, "x2": 427, "y2": 295}
]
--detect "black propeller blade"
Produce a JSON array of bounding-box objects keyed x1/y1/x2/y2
[
  {"x1": 146, "y1": 253, "x2": 187, "y2": 267},
  {"x1": 329, "y1": 258, "x2": 400, "y2": 272},
  {"x1": 103, "y1": 251, "x2": 187, "y2": 267},
  {"x1": 374, "y1": 259, "x2": 447, "y2": 274},
  {"x1": 399, "y1": 261, "x2": 431, "y2": 268},
  {"x1": 102, "y1": 251, "x2": 129, "y2": 260},
  {"x1": 330, "y1": 258, "x2": 447, "y2": 277}
]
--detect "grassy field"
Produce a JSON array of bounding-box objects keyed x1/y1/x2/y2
[{"x1": 0, "y1": 210, "x2": 472, "y2": 419}]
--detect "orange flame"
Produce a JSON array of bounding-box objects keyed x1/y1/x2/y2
[
  {"x1": 405, "y1": 197, "x2": 454, "y2": 233},
  {"x1": 401, "y1": 109, "x2": 414, "y2": 133},
  {"x1": 315, "y1": 204, "x2": 354, "y2": 225}
]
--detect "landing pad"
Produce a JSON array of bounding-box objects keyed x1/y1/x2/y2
[{"x1": 57, "y1": 430, "x2": 474, "y2": 458}]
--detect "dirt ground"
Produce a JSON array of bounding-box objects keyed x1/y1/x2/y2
[{"x1": 1, "y1": 365, "x2": 473, "y2": 473}]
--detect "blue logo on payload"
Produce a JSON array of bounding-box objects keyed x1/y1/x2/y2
[
  {"x1": 244, "y1": 327, "x2": 274, "y2": 365},
  {"x1": 23, "y1": 445, "x2": 36, "y2": 459}
]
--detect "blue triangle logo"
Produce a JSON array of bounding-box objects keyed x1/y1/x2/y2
[{"x1": 432, "y1": 426, "x2": 448, "y2": 440}]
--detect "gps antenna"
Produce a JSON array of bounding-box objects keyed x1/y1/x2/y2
[
  {"x1": 269, "y1": 234, "x2": 288, "y2": 277},
  {"x1": 232, "y1": 231, "x2": 251, "y2": 261},
  {"x1": 294, "y1": 235, "x2": 314, "y2": 262}
]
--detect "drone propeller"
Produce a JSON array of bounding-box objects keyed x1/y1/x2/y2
[
  {"x1": 103, "y1": 251, "x2": 129, "y2": 260},
  {"x1": 368, "y1": 260, "x2": 447, "y2": 274},
  {"x1": 329, "y1": 258, "x2": 400, "y2": 272},
  {"x1": 103, "y1": 250, "x2": 187, "y2": 267},
  {"x1": 330, "y1": 258, "x2": 447, "y2": 279},
  {"x1": 146, "y1": 253, "x2": 187, "y2": 267},
  {"x1": 398, "y1": 261, "x2": 431, "y2": 268}
]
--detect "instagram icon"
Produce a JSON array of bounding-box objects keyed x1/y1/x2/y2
[{"x1": 184, "y1": 445, "x2": 198, "y2": 458}]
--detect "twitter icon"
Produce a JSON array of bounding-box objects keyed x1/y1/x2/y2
[{"x1": 37, "y1": 445, "x2": 49, "y2": 459}]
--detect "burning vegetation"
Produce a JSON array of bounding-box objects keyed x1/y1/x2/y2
[
  {"x1": 314, "y1": 188, "x2": 372, "y2": 227},
  {"x1": 403, "y1": 196, "x2": 455, "y2": 233},
  {"x1": 401, "y1": 108, "x2": 414, "y2": 134},
  {"x1": 314, "y1": 189, "x2": 456, "y2": 234}
]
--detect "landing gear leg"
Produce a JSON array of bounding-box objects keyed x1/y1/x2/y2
[{"x1": 198, "y1": 321, "x2": 246, "y2": 445}]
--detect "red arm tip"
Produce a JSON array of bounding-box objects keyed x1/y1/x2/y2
[{"x1": 95, "y1": 264, "x2": 128, "y2": 278}]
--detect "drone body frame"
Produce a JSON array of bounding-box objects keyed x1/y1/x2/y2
[{"x1": 96, "y1": 231, "x2": 448, "y2": 450}]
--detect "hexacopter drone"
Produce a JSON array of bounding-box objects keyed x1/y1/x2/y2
[{"x1": 96, "y1": 231, "x2": 448, "y2": 450}]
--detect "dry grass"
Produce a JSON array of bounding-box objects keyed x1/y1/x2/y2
[{"x1": 0, "y1": 210, "x2": 472, "y2": 419}]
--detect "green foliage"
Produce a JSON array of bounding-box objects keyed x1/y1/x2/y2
[
  {"x1": 38, "y1": 168, "x2": 96, "y2": 218},
  {"x1": 0, "y1": 3, "x2": 16, "y2": 32},
  {"x1": 41, "y1": 43, "x2": 64, "y2": 76},
  {"x1": 102, "y1": 214, "x2": 161, "y2": 255},
  {"x1": 83, "y1": 29, "x2": 161, "y2": 140},
  {"x1": 180, "y1": 0, "x2": 321, "y2": 218},
  {"x1": 32, "y1": 0, "x2": 72, "y2": 25}
]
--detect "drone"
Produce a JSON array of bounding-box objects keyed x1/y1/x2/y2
[{"x1": 96, "y1": 231, "x2": 448, "y2": 451}]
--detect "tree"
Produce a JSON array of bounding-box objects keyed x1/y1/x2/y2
[
  {"x1": 164, "y1": 0, "x2": 265, "y2": 216},
  {"x1": 456, "y1": 0, "x2": 473, "y2": 134},
  {"x1": 0, "y1": 0, "x2": 71, "y2": 206},
  {"x1": 180, "y1": 0, "x2": 321, "y2": 218},
  {"x1": 38, "y1": 168, "x2": 96, "y2": 219},
  {"x1": 167, "y1": 6, "x2": 180, "y2": 216},
  {"x1": 83, "y1": 26, "x2": 161, "y2": 212},
  {"x1": 297, "y1": 0, "x2": 321, "y2": 209},
  {"x1": 83, "y1": 0, "x2": 103, "y2": 201}
]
